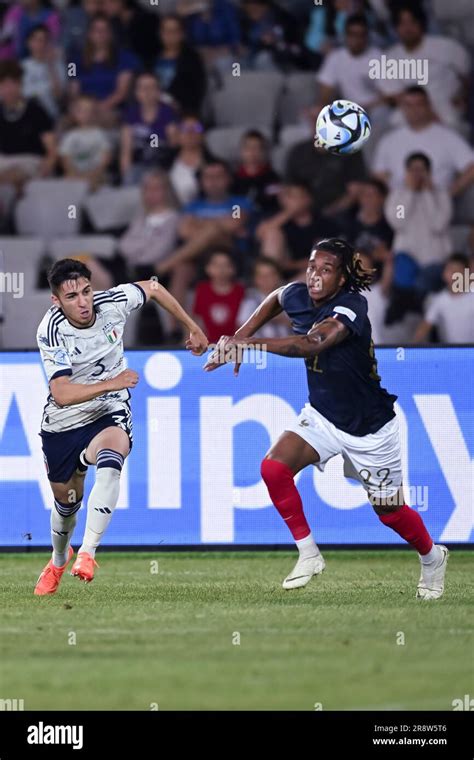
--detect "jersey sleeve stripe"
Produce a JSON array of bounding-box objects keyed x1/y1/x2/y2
[
  {"x1": 50, "y1": 368, "x2": 72, "y2": 380},
  {"x1": 130, "y1": 282, "x2": 147, "y2": 307}
]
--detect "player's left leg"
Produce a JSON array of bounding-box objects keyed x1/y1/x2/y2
[
  {"x1": 342, "y1": 416, "x2": 448, "y2": 600},
  {"x1": 70, "y1": 426, "x2": 130, "y2": 583}
]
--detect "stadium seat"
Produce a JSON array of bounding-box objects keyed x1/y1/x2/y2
[
  {"x1": 0, "y1": 236, "x2": 45, "y2": 295},
  {"x1": 49, "y1": 236, "x2": 116, "y2": 261},
  {"x1": 211, "y1": 72, "x2": 285, "y2": 129},
  {"x1": 1, "y1": 289, "x2": 50, "y2": 349},
  {"x1": 83, "y1": 187, "x2": 141, "y2": 232},
  {"x1": 205, "y1": 125, "x2": 272, "y2": 163},
  {"x1": 271, "y1": 143, "x2": 291, "y2": 176},
  {"x1": 452, "y1": 184, "x2": 474, "y2": 224},
  {"x1": 278, "y1": 73, "x2": 319, "y2": 127},
  {"x1": 14, "y1": 179, "x2": 89, "y2": 238}
]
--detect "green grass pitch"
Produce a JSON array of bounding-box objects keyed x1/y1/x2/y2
[{"x1": 1, "y1": 550, "x2": 473, "y2": 711}]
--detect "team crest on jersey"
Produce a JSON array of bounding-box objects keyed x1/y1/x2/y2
[{"x1": 103, "y1": 321, "x2": 119, "y2": 344}]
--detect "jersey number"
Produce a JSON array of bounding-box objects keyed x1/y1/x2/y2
[{"x1": 91, "y1": 359, "x2": 106, "y2": 378}]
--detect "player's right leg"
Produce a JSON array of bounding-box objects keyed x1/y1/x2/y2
[
  {"x1": 34, "y1": 468, "x2": 85, "y2": 596},
  {"x1": 261, "y1": 431, "x2": 326, "y2": 590}
]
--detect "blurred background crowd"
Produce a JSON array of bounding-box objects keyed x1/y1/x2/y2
[{"x1": 0, "y1": 0, "x2": 473, "y2": 348}]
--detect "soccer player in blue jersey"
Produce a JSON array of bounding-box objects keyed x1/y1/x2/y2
[
  {"x1": 34, "y1": 258, "x2": 208, "y2": 595},
  {"x1": 205, "y1": 238, "x2": 448, "y2": 599}
]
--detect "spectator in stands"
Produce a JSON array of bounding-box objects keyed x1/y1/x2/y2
[
  {"x1": 285, "y1": 136, "x2": 367, "y2": 215},
  {"x1": 177, "y1": 0, "x2": 241, "y2": 74},
  {"x1": 385, "y1": 153, "x2": 452, "y2": 293},
  {"x1": 69, "y1": 14, "x2": 140, "y2": 126},
  {"x1": 239, "y1": 0, "x2": 304, "y2": 71},
  {"x1": 61, "y1": 0, "x2": 103, "y2": 58},
  {"x1": 256, "y1": 181, "x2": 339, "y2": 277},
  {"x1": 169, "y1": 115, "x2": 214, "y2": 205},
  {"x1": 22, "y1": 24, "x2": 66, "y2": 119},
  {"x1": 120, "y1": 72, "x2": 179, "y2": 185},
  {"x1": 380, "y1": 4, "x2": 470, "y2": 127},
  {"x1": 304, "y1": 0, "x2": 366, "y2": 66},
  {"x1": 233, "y1": 129, "x2": 281, "y2": 216},
  {"x1": 154, "y1": 13, "x2": 207, "y2": 114},
  {"x1": 237, "y1": 256, "x2": 290, "y2": 337},
  {"x1": 103, "y1": 0, "x2": 158, "y2": 68},
  {"x1": 0, "y1": 59, "x2": 57, "y2": 192},
  {"x1": 373, "y1": 87, "x2": 474, "y2": 198},
  {"x1": 59, "y1": 95, "x2": 112, "y2": 192},
  {"x1": 192, "y1": 249, "x2": 245, "y2": 343},
  {"x1": 118, "y1": 169, "x2": 180, "y2": 280},
  {"x1": 156, "y1": 159, "x2": 253, "y2": 334},
  {"x1": 315, "y1": 14, "x2": 389, "y2": 127},
  {"x1": 0, "y1": 0, "x2": 60, "y2": 60},
  {"x1": 339, "y1": 178, "x2": 393, "y2": 260},
  {"x1": 413, "y1": 254, "x2": 474, "y2": 343}
]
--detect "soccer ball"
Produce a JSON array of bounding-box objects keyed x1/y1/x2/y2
[{"x1": 315, "y1": 100, "x2": 371, "y2": 155}]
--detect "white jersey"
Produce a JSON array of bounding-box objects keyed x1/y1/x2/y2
[{"x1": 37, "y1": 283, "x2": 146, "y2": 433}]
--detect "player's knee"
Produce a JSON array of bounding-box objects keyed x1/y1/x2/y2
[{"x1": 261, "y1": 457, "x2": 293, "y2": 487}]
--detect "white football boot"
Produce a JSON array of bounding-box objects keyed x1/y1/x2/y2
[
  {"x1": 416, "y1": 545, "x2": 449, "y2": 600},
  {"x1": 282, "y1": 553, "x2": 326, "y2": 590}
]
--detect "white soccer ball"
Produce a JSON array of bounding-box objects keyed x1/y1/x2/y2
[{"x1": 315, "y1": 99, "x2": 371, "y2": 155}]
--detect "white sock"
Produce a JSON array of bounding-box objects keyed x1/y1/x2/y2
[
  {"x1": 51, "y1": 500, "x2": 80, "y2": 567},
  {"x1": 79, "y1": 454, "x2": 123, "y2": 558},
  {"x1": 420, "y1": 544, "x2": 440, "y2": 565},
  {"x1": 296, "y1": 533, "x2": 320, "y2": 559}
]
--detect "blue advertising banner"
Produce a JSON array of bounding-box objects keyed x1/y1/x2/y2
[{"x1": 0, "y1": 348, "x2": 472, "y2": 546}]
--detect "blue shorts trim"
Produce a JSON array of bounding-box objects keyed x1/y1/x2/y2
[{"x1": 40, "y1": 409, "x2": 132, "y2": 483}]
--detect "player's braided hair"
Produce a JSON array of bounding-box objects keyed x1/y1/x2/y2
[{"x1": 313, "y1": 238, "x2": 374, "y2": 293}]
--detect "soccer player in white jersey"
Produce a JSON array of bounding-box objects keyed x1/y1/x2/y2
[{"x1": 34, "y1": 258, "x2": 208, "y2": 595}]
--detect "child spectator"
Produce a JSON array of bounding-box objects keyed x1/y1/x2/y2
[
  {"x1": 22, "y1": 24, "x2": 66, "y2": 119},
  {"x1": 120, "y1": 71, "x2": 179, "y2": 185},
  {"x1": 385, "y1": 152, "x2": 452, "y2": 293},
  {"x1": 413, "y1": 254, "x2": 474, "y2": 344},
  {"x1": 169, "y1": 115, "x2": 214, "y2": 205},
  {"x1": 193, "y1": 249, "x2": 245, "y2": 343},
  {"x1": 237, "y1": 256, "x2": 290, "y2": 337},
  {"x1": 233, "y1": 129, "x2": 281, "y2": 216},
  {"x1": 59, "y1": 95, "x2": 112, "y2": 191}
]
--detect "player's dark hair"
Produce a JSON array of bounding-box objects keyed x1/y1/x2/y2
[
  {"x1": 345, "y1": 13, "x2": 369, "y2": 32},
  {"x1": 313, "y1": 238, "x2": 373, "y2": 293},
  {"x1": 405, "y1": 152, "x2": 431, "y2": 170},
  {"x1": 47, "y1": 258, "x2": 92, "y2": 295},
  {"x1": 392, "y1": 3, "x2": 427, "y2": 31}
]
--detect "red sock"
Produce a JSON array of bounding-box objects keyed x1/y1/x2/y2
[
  {"x1": 261, "y1": 458, "x2": 311, "y2": 541},
  {"x1": 379, "y1": 504, "x2": 433, "y2": 554}
]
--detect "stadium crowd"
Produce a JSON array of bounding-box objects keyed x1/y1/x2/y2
[{"x1": 0, "y1": 0, "x2": 473, "y2": 346}]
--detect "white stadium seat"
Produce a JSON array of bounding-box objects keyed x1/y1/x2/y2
[
  {"x1": 1, "y1": 289, "x2": 50, "y2": 349},
  {"x1": 14, "y1": 179, "x2": 89, "y2": 238},
  {"x1": 211, "y1": 72, "x2": 284, "y2": 129},
  {"x1": 83, "y1": 186, "x2": 141, "y2": 232},
  {"x1": 278, "y1": 73, "x2": 319, "y2": 127}
]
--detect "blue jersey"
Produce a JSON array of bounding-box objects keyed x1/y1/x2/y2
[{"x1": 279, "y1": 282, "x2": 397, "y2": 436}]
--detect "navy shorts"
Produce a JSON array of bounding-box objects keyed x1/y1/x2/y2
[{"x1": 40, "y1": 407, "x2": 132, "y2": 483}]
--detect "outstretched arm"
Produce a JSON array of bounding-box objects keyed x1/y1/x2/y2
[
  {"x1": 209, "y1": 317, "x2": 350, "y2": 370},
  {"x1": 204, "y1": 287, "x2": 284, "y2": 373},
  {"x1": 136, "y1": 279, "x2": 208, "y2": 355}
]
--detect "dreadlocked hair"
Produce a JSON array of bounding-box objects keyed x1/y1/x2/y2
[{"x1": 314, "y1": 238, "x2": 374, "y2": 293}]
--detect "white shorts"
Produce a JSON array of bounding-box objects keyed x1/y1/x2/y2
[{"x1": 286, "y1": 403, "x2": 403, "y2": 501}]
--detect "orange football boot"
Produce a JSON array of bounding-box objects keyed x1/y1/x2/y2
[
  {"x1": 70, "y1": 552, "x2": 99, "y2": 583},
  {"x1": 34, "y1": 546, "x2": 74, "y2": 596}
]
